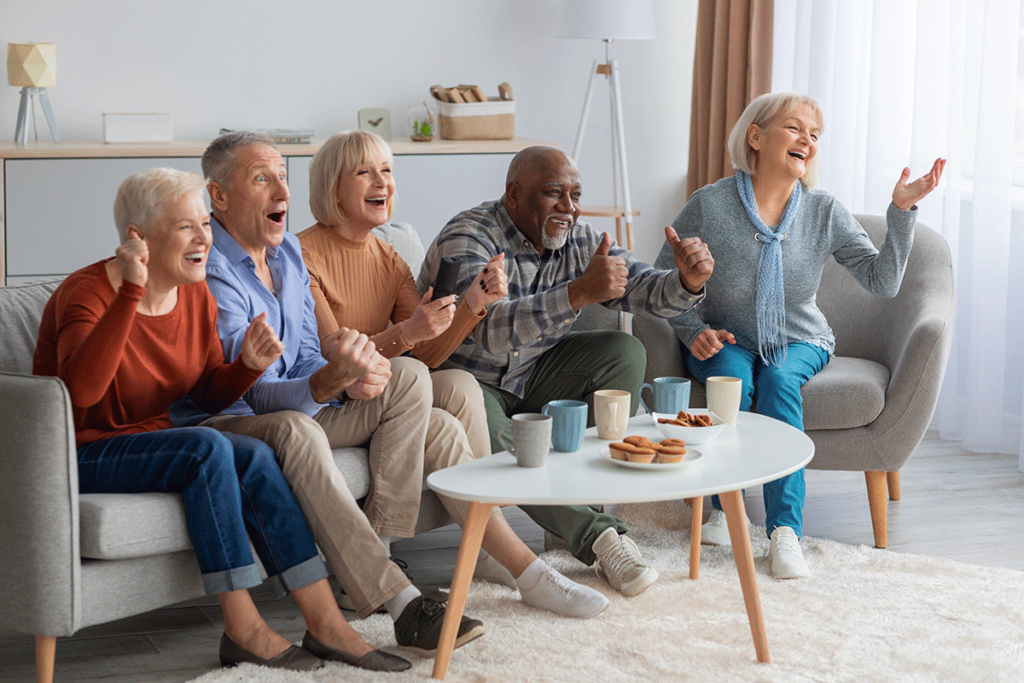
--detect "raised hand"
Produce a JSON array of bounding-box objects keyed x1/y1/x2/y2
[
  {"x1": 346, "y1": 354, "x2": 392, "y2": 400},
  {"x1": 240, "y1": 312, "x2": 285, "y2": 371},
  {"x1": 399, "y1": 289, "x2": 457, "y2": 345},
  {"x1": 892, "y1": 158, "x2": 945, "y2": 211},
  {"x1": 567, "y1": 232, "x2": 629, "y2": 310},
  {"x1": 688, "y1": 328, "x2": 735, "y2": 361},
  {"x1": 116, "y1": 228, "x2": 149, "y2": 288},
  {"x1": 464, "y1": 252, "x2": 508, "y2": 315},
  {"x1": 322, "y1": 327, "x2": 380, "y2": 388},
  {"x1": 665, "y1": 226, "x2": 713, "y2": 294}
]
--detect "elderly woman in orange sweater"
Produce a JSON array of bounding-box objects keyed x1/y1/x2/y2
[
  {"x1": 297, "y1": 130, "x2": 609, "y2": 619},
  {"x1": 34, "y1": 168, "x2": 411, "y2": 672}
]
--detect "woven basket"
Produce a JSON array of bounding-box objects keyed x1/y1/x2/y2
[{"x1": 437, "y1": 99, "x2": 515, "y2": 140}]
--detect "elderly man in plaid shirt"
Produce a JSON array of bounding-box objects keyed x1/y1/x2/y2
[{"x1": 418, "y1": 146, "x2": 713, "y2": 598}]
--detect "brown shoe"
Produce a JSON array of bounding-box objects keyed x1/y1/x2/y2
[
  {"x1": 302, "y1": 631, "x2": 411, "y2": 671},
  {"x1": 219, "y1": 633, "x2": 323, "y2": 671}
]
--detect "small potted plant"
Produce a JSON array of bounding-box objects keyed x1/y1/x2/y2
[{"x1": 407, "y1": 101, "x2": 435, "y2": 142}]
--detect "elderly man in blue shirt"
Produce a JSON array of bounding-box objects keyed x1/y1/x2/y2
[{"x1": 419, "y1": 146, "x2": 714, "y2": 598}]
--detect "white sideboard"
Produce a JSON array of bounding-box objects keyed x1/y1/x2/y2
[{"x1": 1, "y1": 137, "x2": 549, "y2": 286}]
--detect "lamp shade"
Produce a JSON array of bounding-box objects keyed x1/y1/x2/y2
[
  {"x1": 8, "y1": 43, "x2": 56, "y2": 88},
  {"x1": 559, "y1": 0, "x2": 657, "y2": 40}
]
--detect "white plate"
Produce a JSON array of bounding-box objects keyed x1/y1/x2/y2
[
  {"x1": 599, "y1": 447, "x2": 703, "y2": 470},
  {"x1": 652, "y1": 409, "x2": 728, "y2": 444}
]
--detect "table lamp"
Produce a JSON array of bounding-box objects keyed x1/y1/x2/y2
[
  {"x1": 560, "y1": 0, "x2": 656, "y2": 251},
  {"x1": 8, "y1": 42, "x2": 60, "y2": 144}
]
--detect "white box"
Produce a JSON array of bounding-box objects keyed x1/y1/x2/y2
[{"x1": 103, "y1": 113, "x2": 173, "y2": 143}]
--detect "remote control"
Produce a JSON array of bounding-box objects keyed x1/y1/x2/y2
[{"x1": 432, "y1": 257, "x2": 460, "y2": 301}]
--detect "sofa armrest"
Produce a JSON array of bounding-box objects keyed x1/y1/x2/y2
[
  {"x1": 0, "y1": 373, "x2": 82, "y2": 636},
  {"x1": 631, "y1": 316, "x2": 689, "y2": 384}
]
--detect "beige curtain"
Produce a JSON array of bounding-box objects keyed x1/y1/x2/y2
[{"x1": 687, "y1": 0, "x2": 774, "y2": 198}]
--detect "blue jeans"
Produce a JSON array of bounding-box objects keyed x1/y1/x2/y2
[
  {"x1": 77, "y1": 427, "x2": 328, "y2": 596},
  {"x1": 685, "y1": 342, "x2": 829, "y2": 538}
]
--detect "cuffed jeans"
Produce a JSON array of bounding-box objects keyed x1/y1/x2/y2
[
  {"x1": 480, "y1": 330, "x2": 646, "y2": 565},
  {"x1": 684, "y1": 341, "x2": 830, "y2": 538},
  {"x1": 76, "y1": 427, "x2": 328, "y2": 596}
]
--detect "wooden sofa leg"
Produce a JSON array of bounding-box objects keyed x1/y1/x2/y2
[
  {"x1": 35, "y1": 635, "x2": 55, "y2": 683},
  {"x1": 865, "y1": 471, "x2": 888, "y2": 548},
  {"x1": 886, "y1": 471, "x2": 901, "y2": 501}
]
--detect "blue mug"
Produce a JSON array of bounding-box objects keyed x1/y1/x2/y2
[
  {"x1": 541, "y1": 399, "x2": 588, "y2": 452},
  {"x1": 639, "y1": 377, "x2": 691, "y2": 415}
]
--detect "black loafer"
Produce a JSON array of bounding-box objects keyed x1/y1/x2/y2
[
  {"x1": 219, "y1": 633, "x2": 323, "y2": 671},
  {"x1": 302, "y1": 631, "x2": 411, "y2": 671}
]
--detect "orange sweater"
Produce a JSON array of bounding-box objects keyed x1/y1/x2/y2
[
  {"x1": 33, "y1": 261, "x2": 262, "y2": 445},
  {"x1": 297, "y1": 224, "x2": 483, "y2": 367}
]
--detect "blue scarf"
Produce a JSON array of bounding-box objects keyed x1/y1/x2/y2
[{"x1": 735, "y1": 170, "x2": 802, "y2": 366}]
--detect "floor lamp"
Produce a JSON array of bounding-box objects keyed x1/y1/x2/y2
[{"x1": 560, "y1": 0, "x2": 656, "y2": 251}]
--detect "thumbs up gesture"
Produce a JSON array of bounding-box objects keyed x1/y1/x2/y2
[
  {"x1": 567, "y1": 232, "x2": 629, "y2": 310},
  {"x1": 665, "y1": 226, "x2": 713, "y2": 294}
]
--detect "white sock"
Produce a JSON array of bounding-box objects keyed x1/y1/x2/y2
[
  {"x1": 514, "y1": 558, "x2": 547, "y2": 591},
  {"x1": 385, "y1": 583, "x2": 421, "y2": 621},
  {"x1": 378, "y1": 533, "x2": 393, "y2": 557}
]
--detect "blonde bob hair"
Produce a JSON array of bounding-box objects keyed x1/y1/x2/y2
[
  {"x1": 309, "y1": 130, "x2": 396, "y2": 227},
  {"x1": 727, "y1": 92, "x2": 824, "y2": 188},
  {"x1": 113, "y1": 167, "x2": 206, "y2": 243}
]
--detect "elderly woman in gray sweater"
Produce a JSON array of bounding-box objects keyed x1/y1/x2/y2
[{"x1": 655, "y1": 92, "x2": 943, "y2": 579}]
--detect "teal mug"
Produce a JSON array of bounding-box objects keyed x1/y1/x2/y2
[
  {"x1": 639, "y1": 377, "x2": 691, "y2": 415},
  {"x1": 541, "y1": 399, "x2": 588, "y2": 452}
]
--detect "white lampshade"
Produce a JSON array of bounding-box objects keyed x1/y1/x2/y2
[
  {"x1": 7, "y1": 43, "x2": 56, "y2": 88},
  {"x1": 559, "y1": 0, "x2": 657, "y2": 41}
]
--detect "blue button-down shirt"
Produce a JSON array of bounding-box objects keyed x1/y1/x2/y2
[
  {"x1": 417, "y1": 199, "x2": 703, "y2": 397},
  {"x1": 170, "y1": 217, "x2": 331, "y2": 426}
]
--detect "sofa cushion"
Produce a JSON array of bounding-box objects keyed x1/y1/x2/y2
[
  {"x1": 372, "y1": 222, "x2": 425, "y2": 274},
  {"x1": 802, "y1": 357, "x2": 889, "y2": 430},
  {"x1": 0, "y1": 278, "x2": 63, "y2": 374}
]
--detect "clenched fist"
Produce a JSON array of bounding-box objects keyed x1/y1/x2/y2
[
  {"x1": 665, "y1": 226, "x2": 713, "y2": 294},
  {"x1": 568, "y1": 232, "x2": 629, "y2": 310}
]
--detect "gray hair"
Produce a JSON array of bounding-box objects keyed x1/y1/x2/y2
[
  {"x1": 201, "y1": 130, "x2": 277, "y2": 189},
  {"x1": 113, "y1": 167, "x2": 206, "y2": 243},
  {"x1": 309, "y1": 130, "x2": 395, "y2": 227},
  {"x1": 727, "y1": 92, "x2": 824, "y2": 188}
]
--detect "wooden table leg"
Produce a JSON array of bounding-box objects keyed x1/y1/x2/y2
[
  {"x1": 431, "y1": 501, "x2": 492, "y2": 681},
  {"x1": 720, "y1": 490, "x2": 770, "y2": 664},
  {"x1": 688, "y1": 496, "x2": 703, "y2": 580}
]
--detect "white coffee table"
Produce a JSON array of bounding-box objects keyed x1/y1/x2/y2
[{"x1": 426, "y1": 412, "x2": 814, "y2": 679}]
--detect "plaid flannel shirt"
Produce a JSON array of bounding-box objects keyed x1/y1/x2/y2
[{"x1": 417, "y1": 199, "x2": 703, "y2": 397}]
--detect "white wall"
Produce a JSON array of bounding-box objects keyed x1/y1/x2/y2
[{"x1": 0, "y1": 0, "x2": 697, "y2": 261}]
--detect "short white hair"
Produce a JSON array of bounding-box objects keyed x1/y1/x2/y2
[
  {"x1": 113, "y1": 168, "x2": 206, "y2": 243},
  {"x1": 727, "y1": 92, "x2": 824, "y2": 188}
]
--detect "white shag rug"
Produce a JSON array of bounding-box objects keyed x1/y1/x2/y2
[{"x1": 188, "y1": 500, "x2": 1024, "y2": 683}]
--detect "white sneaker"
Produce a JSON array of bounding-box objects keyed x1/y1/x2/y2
[
  {"x1": 768, "y1": 526, "x2": 809, "y2": 579},
  {"x1": 592, "y1": 527, "x2": 658, "y2": 597},
  {"x1": 474, "y1": 551, "x2": 517, "y2": 589},
  {"x1": 517, "y1": 559, "x2": 609, "y2": 619},
  {"x1": 700, "y1": 508, "x2": 751, "y2": 546}
]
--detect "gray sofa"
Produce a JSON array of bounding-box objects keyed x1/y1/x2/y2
[
  {"x1": 0, "y1": 222, "x2": 455, "y2": 683},
  {"x1": 633, "y1": 215, "x2": 955, "y2": 548}
]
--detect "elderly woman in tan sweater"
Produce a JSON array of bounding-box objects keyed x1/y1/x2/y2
[{"x1": 297, "y1": 130, "x2": 609, "y2": 619}]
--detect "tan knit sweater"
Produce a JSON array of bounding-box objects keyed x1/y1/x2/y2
[{"x1": 297, "y1": 223, "x2": 483, "y2": 368}]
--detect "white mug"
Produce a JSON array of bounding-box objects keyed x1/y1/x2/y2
[
  {"x1": 594, "y1": 389, "x2": 631, "y2": 440},
  {"x1": 706, "y1": 376, "x2": 743, "y2": 425}
]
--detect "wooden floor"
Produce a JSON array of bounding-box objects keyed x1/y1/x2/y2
[{"x1": 1, "y1": 432, "x2": 1022, "y2": 682}]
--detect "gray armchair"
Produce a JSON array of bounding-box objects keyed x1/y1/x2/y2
[{"x1": 633, "y1": 216, "x2": 955, "y2": 548}]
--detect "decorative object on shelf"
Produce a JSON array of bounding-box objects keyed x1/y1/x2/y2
[
  {"x1": 429, "y1": 83, "x2": 515, "y2": 140},
  {"x1": 218, "y1": 128, "x2": 314, "y2": 144},
  {"x1": 8, "y1": 42, "x2": 60, "y2": 144},
  {"x1": 358, "y1": 108, "x2": 392, "y2": 141},
  {"x1": 406, "y1": 101, "x2": 436, "y2": 142},
  {"x1": 559, "y1": 0, "x2": 657, "y2": 251},
  {"x1": 102, "y1": 113, "x2": 173, "y2": 143}
]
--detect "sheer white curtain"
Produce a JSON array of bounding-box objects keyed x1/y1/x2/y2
[{"x1": 772, "y1": 0, "x2": 1024, "y2": 470}]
